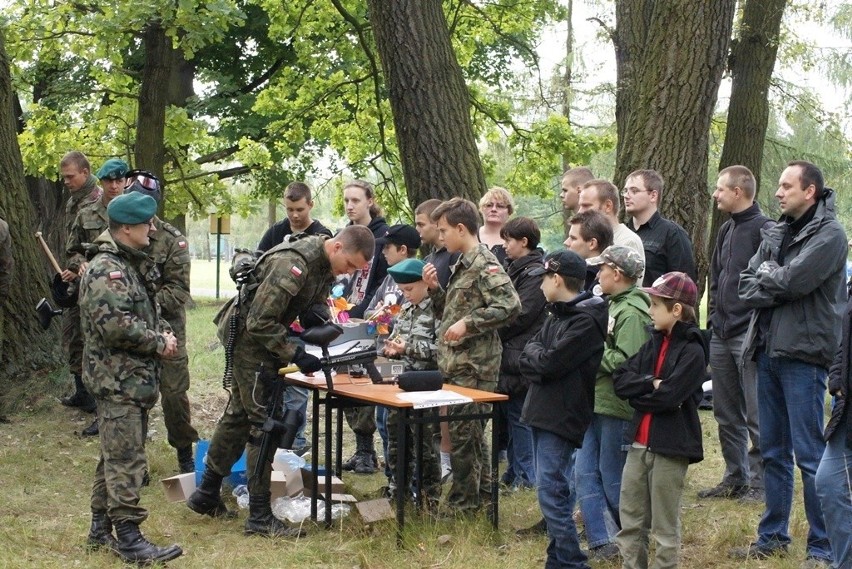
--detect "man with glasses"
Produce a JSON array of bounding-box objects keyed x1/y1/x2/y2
[
  {"x1": 63, "y1": 158, "x2": 130, "y2": 435},
  {"x1": 79, "y1": 192, "x2": 182, "y2": 564},
  {"x1": 124, "y1": 171, "x2": 199, "y2": 474},
  {"x1": 623, "y1": 169, "x2": 696, "y2": 286}
]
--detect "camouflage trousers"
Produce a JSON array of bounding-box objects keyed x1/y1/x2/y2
[
  {"x1": 159, "y1": 354, "x2": 198, "y2": 450},
  {"x1": 386, "y1": 407, "x2": 441, "y2": 502},
  {"x1": 444, "y1": 373, "x2": 494, "y2": 512},
  {"x1": 62, "y1": 304, "x2": 84, "y2": 375},
  {"x1": 344, "y1": 405, "x2": 376, "y2": 436},
  {"x1": 90, "y1": 401, "x2": 149, "y2": 524},
  {"x1": 205, "y1": 353, "x2": 276, "y2": 496}
]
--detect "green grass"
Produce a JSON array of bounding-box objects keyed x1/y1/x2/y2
[
  {"x1": 0, "y1": 300, "x2": 822, "y2": 568},
  {"x1": 191, "y1": 259, "x2": 237, "y2": 298}
]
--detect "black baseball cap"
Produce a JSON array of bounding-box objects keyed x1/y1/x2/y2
[
  {"x1": 382, "y1": 224, "x2": 421, "y2": 250},
  {"x1": 528, "y1": 250, "x2": 586, "y2": 280}
]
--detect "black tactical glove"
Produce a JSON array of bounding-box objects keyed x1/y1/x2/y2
[{"x1": 292, "y1": 347, "x2": 322, "y2": 374}]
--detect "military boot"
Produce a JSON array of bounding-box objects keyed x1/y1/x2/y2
[
  {"x1": 187, "y1": 470, "x2": 235, "y2": 518},
  {"x1": 61, "y1": 374, "x2": 96, "y2": 413},
  {"x1": 114, "y1": 521, "x2": 182, "y2": 564},
  {"x1": 244, "y1": 492, "x2": 306, "y2": 538},
  {"x1": 81, "y1": 417, "x2": 99, "y2": 437},
  {"x1": 352, "y1": 433, "x2": 377, "y2": 475},
  {"x1": 176, "y1": 445, "x2": 194, "y2": 474},
  {"x1": 86, "y1": 511, "x2": 117, "y2": 551}
]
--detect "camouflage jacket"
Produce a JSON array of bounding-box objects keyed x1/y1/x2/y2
[
  {"x1": 140, "y1": 218, "x2": 191, "y2": 343},
  {"x1": 79, "y1": 230, "x2": 167, "y2": 408},
  {"x1": 430, "y1": 244, "x2": 521, "y2": 388},
  {"x1": 0, "y1": 218, "x2": 13, "y2": 298},
  {"x1": 215, "y1": 235, "x2": 334, "y2": 364},
  {"x1": 393, "y1": 297, "x2": 439, "y2": 371},
  {"x1": 64, "y1": 175, "x2": 101, "y2": 237},
  {"x1": 66, "y1": 197, "x2": 108, "y2": 271}
]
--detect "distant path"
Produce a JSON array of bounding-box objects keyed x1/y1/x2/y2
[{"x1": 191, "y1": 288, "x2": 236, "y2": 299}]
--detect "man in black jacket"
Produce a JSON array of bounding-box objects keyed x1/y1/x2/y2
[
  {"x1": 700, "y1": 166, "x2": 772, "y2": 503},
  {"x1": 257, "y1": 182, "x2": 332, "y2": 251}
]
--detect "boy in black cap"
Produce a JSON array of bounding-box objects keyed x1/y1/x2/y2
[
  {"x1": 345, "y1": 224, "x2": 422, "y2": 475},
  {"x1": 519, "y1": 249, "x2": 608, "y2": 569}
]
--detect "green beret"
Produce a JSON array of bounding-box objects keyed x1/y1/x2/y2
[
  {"x1": 96, "y1": 158, "x2": 130, "y2": 181},
  {"x1": 107, "y1": 193, "x2": 157, "y2": 224},
  {"x1": 387, "y1": 258, "x2": 426, "y2": 284}
]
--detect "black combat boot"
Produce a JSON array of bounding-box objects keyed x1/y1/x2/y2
[
  {"x1": 114, "y1": 521, "x2": 182, "y2": 564},
  {"x1": 61, "y1": 374, "x2": 96, "y2": 413},
  {"x1": 244, "y1": 492, "x2": 306, "y2": 538},
  {"x1": 186, "y1": 470, "x2": 235, "y2": 518},
  {"x1": 81, "y1": 417, "x2": 99, "y2": 437},
  {"x1": 352, "y1": 433, "x2": 377, "y2": 474},
  {"x1": 86, "y1": 511, "x2": 117, "y2": 551},
  {"x1": 176, "y1": 445, "x2": 194, "y2": 474}
]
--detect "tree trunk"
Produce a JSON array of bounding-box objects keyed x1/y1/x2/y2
[
  {"x1": 367, "y1": 0, "x2": 486, "y2": 206},
  {"x1": 708, "y1": 0, "x2": 786, "y2": 260},
  {"x1": 0, "y1": 28, "x2": 63, "y2": 380},
  {"x1": 562, "y1": 0, "x2": 575, "y2": 237},
  {"x1": 613, "y1": 0, "x2": 736, "y2": 295},
  {"x1": 135, "y1": 20, "x2": 171, "y2": 202}
]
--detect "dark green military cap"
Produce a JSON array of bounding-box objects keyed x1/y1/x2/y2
[
  {"x1": 95, "y1": 158, "x2": 130, "y2": 180},
  {"x1": 387, "y1": 258, "x2": 426, "y2": 284},
  {"x1": 107, "y1": 193, "x2": 157, "y2": 224}
]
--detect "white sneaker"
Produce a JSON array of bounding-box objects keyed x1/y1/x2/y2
[{"x1": 441, "y1": 464, "x2": 453, "y2": 484}]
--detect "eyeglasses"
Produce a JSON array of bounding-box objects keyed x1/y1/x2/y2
[
  {"x1": 483, "y1": 203, "x2": 509, "y2": 210},
  {"x1": 621, "y1": 187, "x2": 653, "y2": 197},
  {"x1": 124, "y1": 169, "x2": 161, "y2": 193}
]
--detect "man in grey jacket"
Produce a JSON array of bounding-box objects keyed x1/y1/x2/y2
[{"x1": 733, "y1": 160, "x2": 846, "y2": 565}]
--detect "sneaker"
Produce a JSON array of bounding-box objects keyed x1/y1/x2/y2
[
  {"x1": 590, "y1": 543, "x2": 620, "y2": 561},
  {"x1": 729, "y1": 542, "x2": 788, "y2": 560},
  {"x1": 739, "y1": 487, "x2": 765, "y2": 503},
  {"x1": 440, "y1": 464, "x2": 452, "y2": 484},
  {"x1": 516, "y1": 518, "x2": 547, "y2": 537},
  {"x1": 801, "y1": 555, "x2": 832, "y2": 568},
  {"x1": 697, "y1": 482, "x2": 748, "y2": 499}
]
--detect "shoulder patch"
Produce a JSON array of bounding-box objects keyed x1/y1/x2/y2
[
  {"x1": 108, "y1": 270, "x2": 123, "y2": 280},
  {"x1": 487, "y1": 265, "x2": 501, "y2": 274},
  {"x1": 178, "y1": 240, "x2": 187, "y2": 249},
  {"x1": 290, "y1": 265, "x2": 303, "y2": 277}
]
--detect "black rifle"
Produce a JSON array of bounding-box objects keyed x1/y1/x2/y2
[{"x1": 253, "y1": 323, "x2": 380, "y2": 481}]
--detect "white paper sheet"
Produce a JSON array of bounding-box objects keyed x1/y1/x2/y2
[{"x1": 395, "y1": 390, "x2": 473, "y2": 409}]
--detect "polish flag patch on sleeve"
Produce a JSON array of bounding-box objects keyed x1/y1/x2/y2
[
  {"x1": 487, "y1": 265, "x2": 501, "y2": 274},
  {"x1": 109, "y1": 270, "x2": 123, "y2": 280},
  {"x1": 178, "y1": 240, "x2": 187, "y2": 249},
  {"x1": 290, "y1": 265, "x2": 303, "y2": 277}
]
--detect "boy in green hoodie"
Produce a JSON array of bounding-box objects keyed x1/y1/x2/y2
[{"x1": 577, "y1": 245, "x2": 651, "y2": 560}]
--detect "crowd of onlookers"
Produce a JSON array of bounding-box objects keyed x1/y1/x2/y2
[{"x1": 29, "y1": 151, "x2": 850, "y2": 567}]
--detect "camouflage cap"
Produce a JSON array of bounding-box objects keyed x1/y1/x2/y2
[
  {"x1": 387, "y1": 258, "x2": 426, "y2": 284},
  {"x1": 587, "y1": 245, "x2": 645, "y2": 280},
  {"x1": 107, "y1": 192, "x2": 157, "y2": 224},
  {"x1": 95, "y1": 158, "x2": 130, "y2": 181},
  {"x1": 640, "y1": 271, "x2": 697, "y2": 307}
]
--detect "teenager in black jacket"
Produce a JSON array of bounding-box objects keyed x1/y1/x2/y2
[{"x1": 613, "y1": 272, "x2": 707, "y2": 569}]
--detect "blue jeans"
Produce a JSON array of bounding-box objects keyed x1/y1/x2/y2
[
  {"x1": 532, "y1": 427, "x2": 590, "y2": 569},
  {"x1": 755, "y1": 353, "x2": 831, "y2": 561},
  {"x1": 576, "y1": 414, "x2": 630, "y2": 548},
  {"x1": 376, "y1": 405, "x2": 390, "y2": 478},
  {"x1": 283, "y1": 385, "x2": 309, "y2": 449},
  {"x1": 505, "y1": 394, "x2": 535, "y2": 487},
  {"x1": 816, "y1": 414, "x2": 852, "y2": 569}
]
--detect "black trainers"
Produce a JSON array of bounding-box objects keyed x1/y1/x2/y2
[
  {"x1": 697, "y1": 482, "x2": 748, "y2": 499},
  {"x1": 590, "y1": 543, "x2": 620, "y2": 561},
  {"x1": 81, "y1": 418, "x2": 99, "y2": 437},
  {"x1": 516, "y1": 517, "x2": 547, "y2": 537},
  {"x1": 729, "y1": 542, "x2": 788, "y2": 560},
  {"x1": 739, "y1": 487, "x2": 765, "y2": 503}
]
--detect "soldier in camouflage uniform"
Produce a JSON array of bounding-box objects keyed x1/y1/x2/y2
[
  {"x1": 58, "y1": 151, "x2": 103, "y2": 416},
  {"x1": 125, "y1": 172, "x2": 198, "y2": 473},
  {"x1": 63, "y1": 158, "x2": 129, "y2": 435},
  {"x1": 187, "y1": 225, "x2": 375, "y2": 538},
  {"x1": 79, "y1": 192, "x2": 182, "y2": 564},
  {"x1": 381, "y1": 258, "x2": 442, "y2": 506},
  {"x1": 423, "y1": 198, "x2": 521, "y2": 515}
]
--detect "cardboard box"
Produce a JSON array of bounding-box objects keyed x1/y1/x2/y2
[
  {"x1": 270, "y1": 470, "x2": 304, "y2": 500},
  {"x1": 320, "y1": 492, "x2": 357, "y2": 503},
  {"x1": 162, "y1": 473, "x2": 196, "y2": 502},
  {"x1": 300, "y1": 467, "x2": 345, "y2": 494}
]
